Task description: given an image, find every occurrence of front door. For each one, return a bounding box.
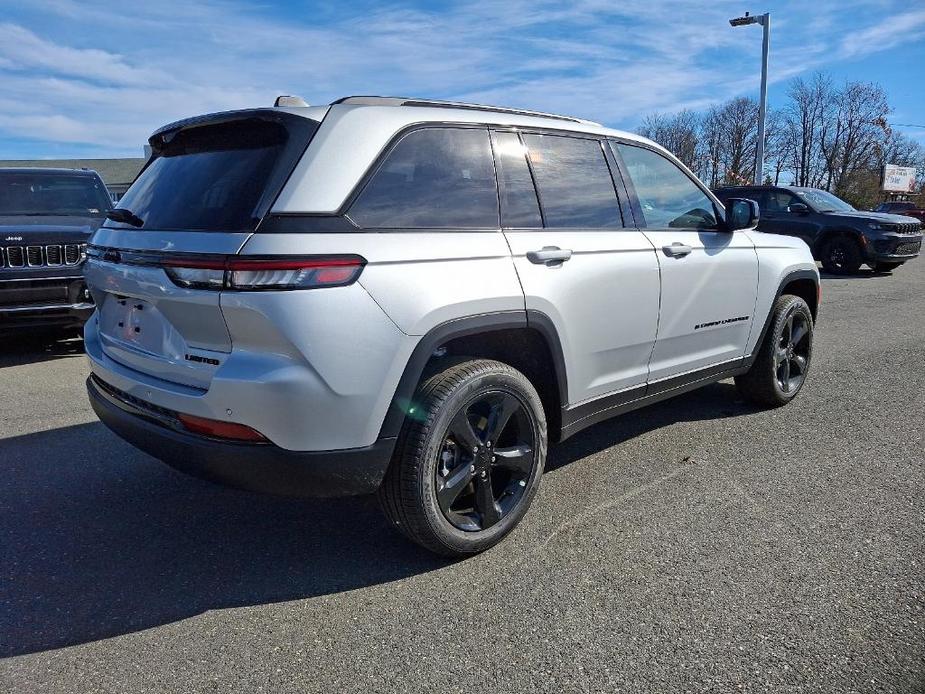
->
[613,142,759,384]
[757,188,819,247]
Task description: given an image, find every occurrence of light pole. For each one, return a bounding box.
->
[730,11,770,185]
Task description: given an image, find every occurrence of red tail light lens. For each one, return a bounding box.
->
[177,413,268,442]
[162,255,365,291]
[227,256,364,290]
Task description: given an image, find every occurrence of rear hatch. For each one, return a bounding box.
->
[85,109,321,389]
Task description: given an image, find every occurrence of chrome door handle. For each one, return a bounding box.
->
[662,242,693,258]
[527,246,573,266]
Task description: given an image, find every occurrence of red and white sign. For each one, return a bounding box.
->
[882,165,917,193]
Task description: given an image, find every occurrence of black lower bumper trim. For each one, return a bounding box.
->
[87,376,396,498]
[0,302,92,331]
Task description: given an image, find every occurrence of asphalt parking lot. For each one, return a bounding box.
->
[1,263,923,694]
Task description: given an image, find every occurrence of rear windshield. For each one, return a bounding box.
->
[0,172,111,216]
[112,116,316,232]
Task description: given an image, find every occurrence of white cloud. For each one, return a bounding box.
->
[0,23,167,86]
[838,8,925,59]
[0,0,919,156]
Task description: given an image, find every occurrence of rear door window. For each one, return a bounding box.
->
[521,134,623,228]
[112,116,316,232]
[615,143,718,229]
[349,127,498,229]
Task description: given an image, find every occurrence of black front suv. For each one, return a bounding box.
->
[713,185,922,273]
[0,168,111,334]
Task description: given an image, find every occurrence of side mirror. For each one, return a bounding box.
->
[725,197,759,231]
[787,202,809,215]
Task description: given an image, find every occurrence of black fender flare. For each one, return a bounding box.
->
[744,268,819,369]
[377,309,568,440]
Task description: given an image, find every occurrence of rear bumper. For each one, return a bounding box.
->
[87,375,396,497]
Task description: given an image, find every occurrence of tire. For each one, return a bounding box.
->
[735,295,814,407]
[870,261,902,273]
[378,359,547,557]
[820,236,863,274]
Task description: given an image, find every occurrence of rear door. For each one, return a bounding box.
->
[613,141,758,384]
[85,112,318,389]
[498,130,660,406]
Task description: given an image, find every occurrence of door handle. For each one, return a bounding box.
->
[662,242,693,258]
[527,246,573,266]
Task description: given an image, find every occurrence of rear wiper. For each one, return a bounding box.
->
[106,208,144,227]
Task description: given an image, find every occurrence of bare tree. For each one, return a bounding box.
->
[697,97,760,185]
[763,109,790,185]
[632,71,916,204]
[820,81,891,196]
[637,110,700,171]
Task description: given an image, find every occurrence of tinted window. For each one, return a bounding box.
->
[522,134,622,228]
[761,190,800,212]
[0,172,111,216]
[491,131,542,228]
[114,119,312,232]
[794,189,854,213]
[350,128,498,229]
[875,202,912,212]
[616,144,717,229]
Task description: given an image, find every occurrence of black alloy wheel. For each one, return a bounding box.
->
[774,310,811,394]
[821,237,862,273]
[735,294,814,407]
[378,359,547,556]
[435,390,536,532]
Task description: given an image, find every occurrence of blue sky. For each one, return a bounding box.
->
[0,0,923,159]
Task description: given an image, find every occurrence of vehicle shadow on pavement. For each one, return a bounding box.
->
[1,381,759,657]
[0,335,85,368]
[546,381,759,472]
[0,421,449,657]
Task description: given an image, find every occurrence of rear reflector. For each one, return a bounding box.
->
[177,413,268,442]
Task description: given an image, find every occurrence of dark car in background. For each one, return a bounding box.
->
[0,168,110,335]
[714,185,922,273]
[874,200,925,223]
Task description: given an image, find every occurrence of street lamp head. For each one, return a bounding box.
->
[730,11,768,27]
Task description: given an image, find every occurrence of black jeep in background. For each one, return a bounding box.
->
[713,185,923,274]
[0,168,111,335]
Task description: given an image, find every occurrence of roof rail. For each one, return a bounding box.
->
[331,96,600,125]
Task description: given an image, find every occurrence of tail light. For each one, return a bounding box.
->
[159,255,366,291]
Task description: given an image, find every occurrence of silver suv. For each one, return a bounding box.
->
[84,96,820,556]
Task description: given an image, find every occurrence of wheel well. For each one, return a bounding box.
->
[813,228,862,256]
[781,278,818,319]
[427,328,563,442]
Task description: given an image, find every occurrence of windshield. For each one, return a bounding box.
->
[795,189,855,213]
[113,116,317,232]
[0,172,112,216]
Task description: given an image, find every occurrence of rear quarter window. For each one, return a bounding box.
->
[349,127,499,229]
